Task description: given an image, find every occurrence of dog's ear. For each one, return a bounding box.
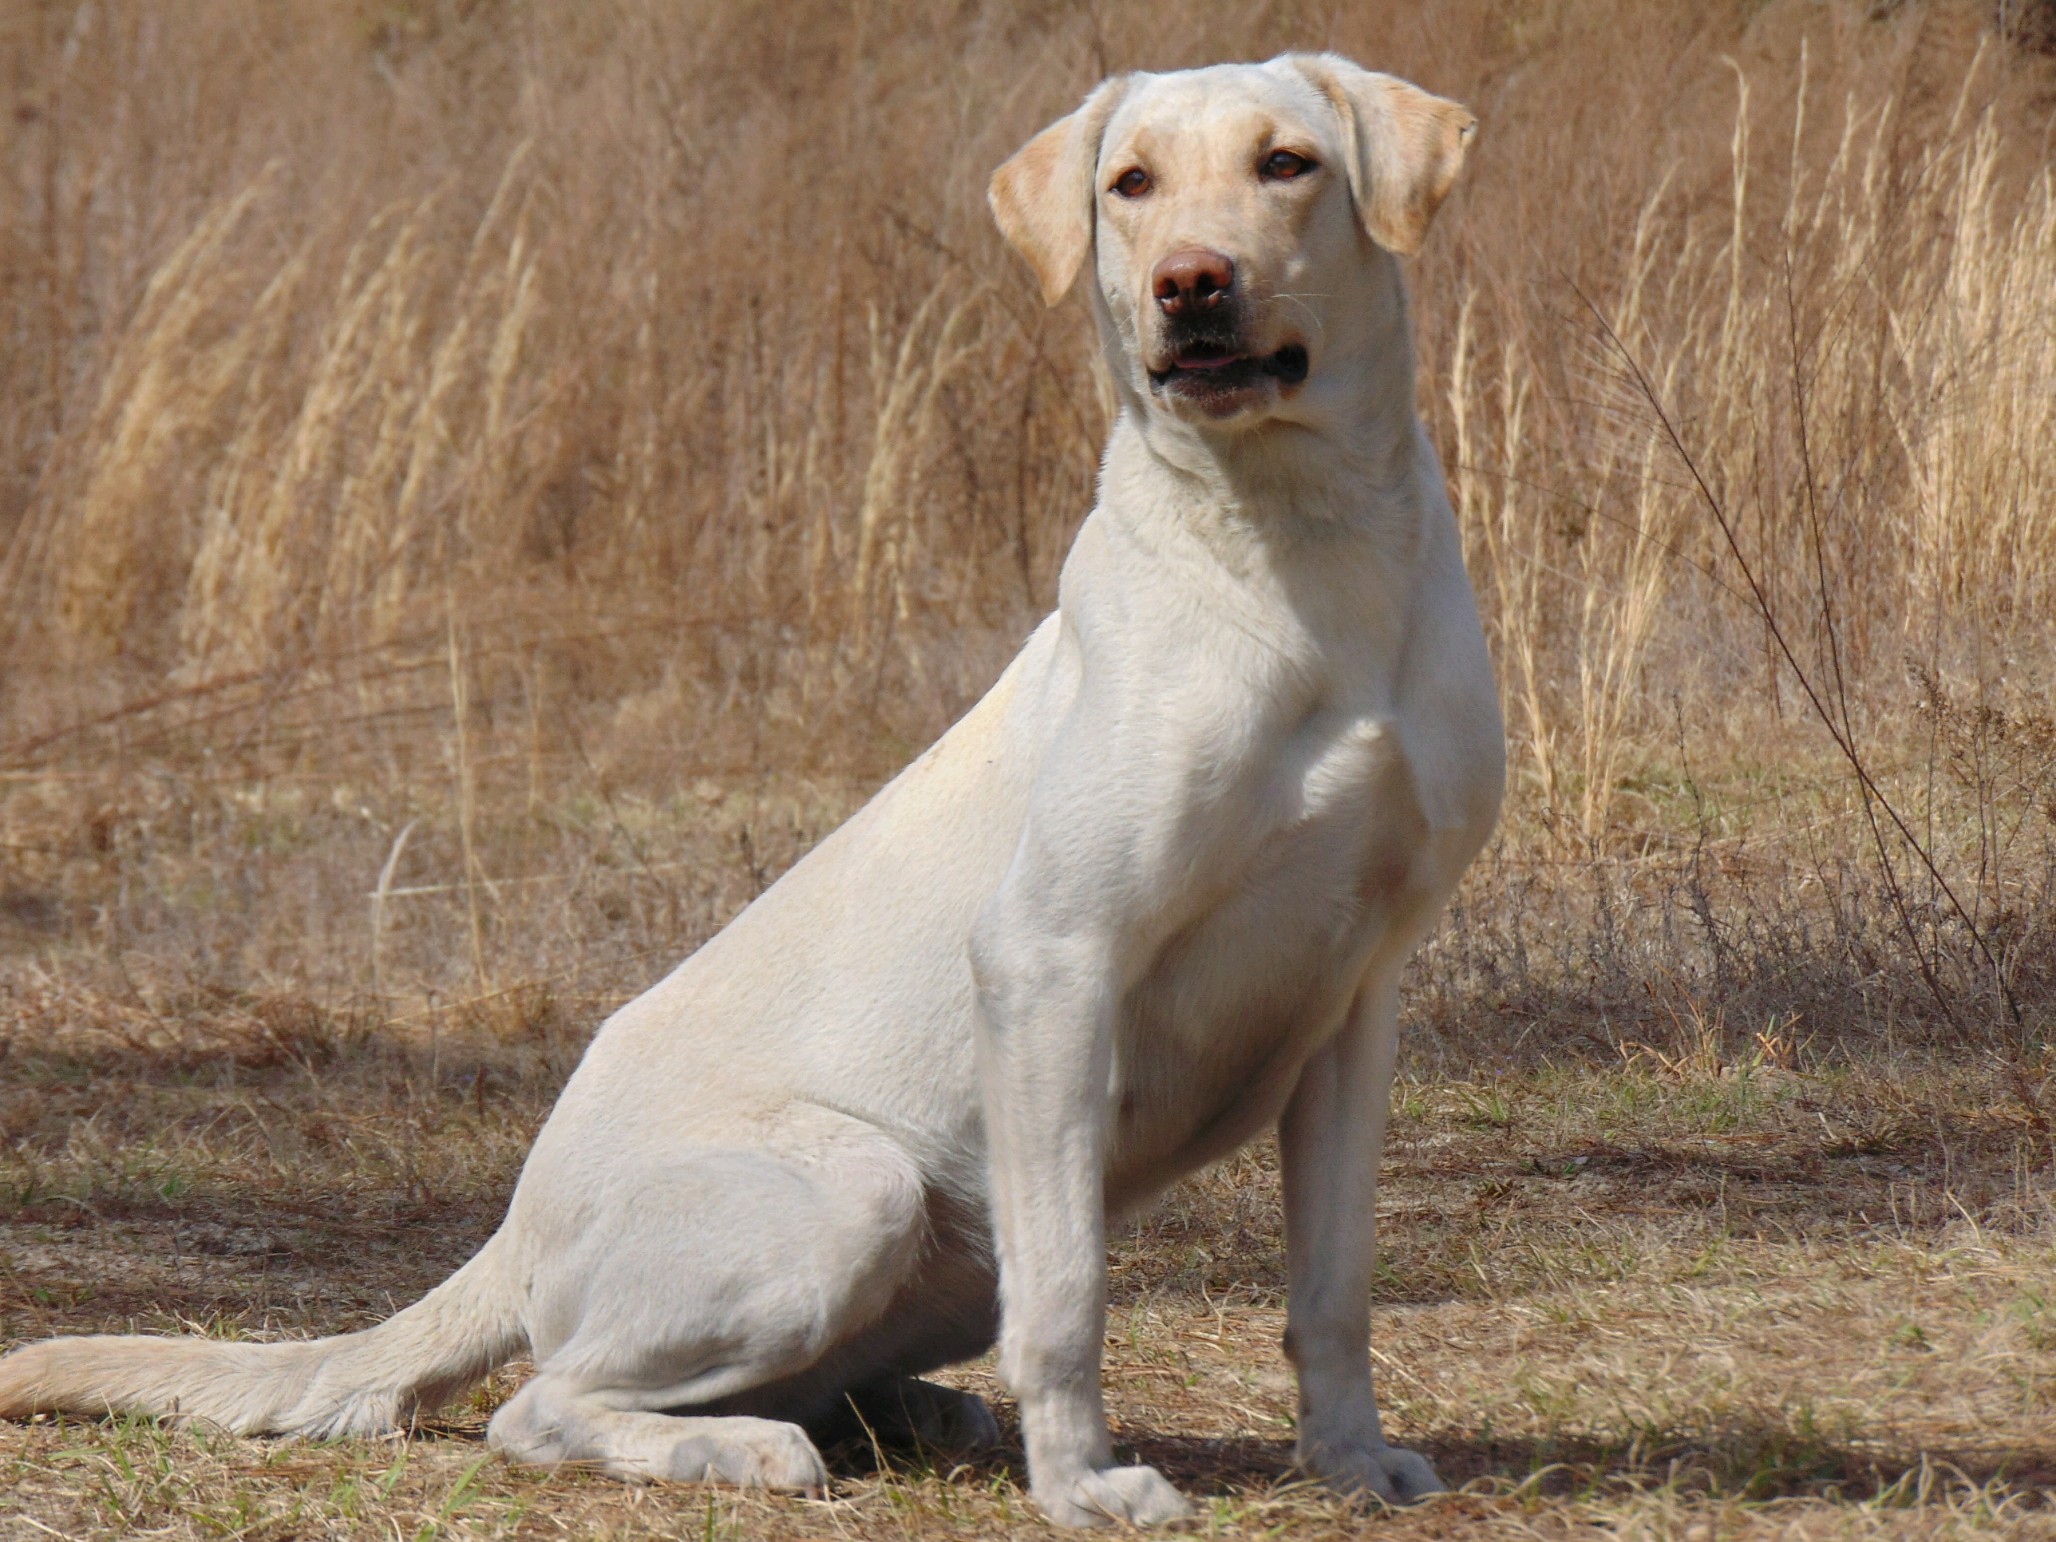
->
[989,76,1132,306]
[1286,55,1476,257]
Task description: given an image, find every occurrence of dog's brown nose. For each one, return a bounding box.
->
[1152,247,1235,315]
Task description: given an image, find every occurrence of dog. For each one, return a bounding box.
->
[0,53,1501,1529]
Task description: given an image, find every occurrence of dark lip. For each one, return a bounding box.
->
[1147,343,1310,399]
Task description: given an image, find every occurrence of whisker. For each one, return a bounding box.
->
[1258,291,1331,335]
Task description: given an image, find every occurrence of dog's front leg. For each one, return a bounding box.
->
[1278,970,1445,1504]
[970,923,1193,1529]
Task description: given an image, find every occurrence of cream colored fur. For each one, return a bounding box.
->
[0,53,1501,1529]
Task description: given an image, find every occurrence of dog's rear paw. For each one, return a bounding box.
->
[835,1376,1002,1457]
[665,1417,828,1494]
[1298,1438,1444,1504]
[1036,1463,1194,1528]
[907,1382,1002,1456]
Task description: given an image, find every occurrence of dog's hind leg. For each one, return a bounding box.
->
[488,1109,930,1492]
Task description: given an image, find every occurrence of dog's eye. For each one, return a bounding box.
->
[1111,167,1152,199]
[1261,150,1316,181]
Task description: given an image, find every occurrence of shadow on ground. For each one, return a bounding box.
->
[812,1424,2056,1509]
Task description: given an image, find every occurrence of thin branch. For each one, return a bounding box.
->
[1570,277,2022,1031]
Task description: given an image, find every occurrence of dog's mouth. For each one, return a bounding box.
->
[1147,343,1310,408]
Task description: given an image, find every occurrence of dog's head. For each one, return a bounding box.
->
[990,56,1475,432]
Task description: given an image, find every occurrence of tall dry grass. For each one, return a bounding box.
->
[0,0,2053,1057]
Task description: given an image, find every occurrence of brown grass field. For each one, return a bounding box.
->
[4,0,2056,1535]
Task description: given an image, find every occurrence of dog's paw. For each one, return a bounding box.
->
[1296,1438,1444,1504]
[1035,1463,1195,1528]
[901,1381,1002,1456]
[665,1418,829,1494]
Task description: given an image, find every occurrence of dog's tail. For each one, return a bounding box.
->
[0,1230,524,1437]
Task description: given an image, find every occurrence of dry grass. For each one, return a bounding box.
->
[4,0,2056,1535]
[2,985,2053,1538]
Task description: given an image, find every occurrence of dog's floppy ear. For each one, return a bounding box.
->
[1287,54,1476,257]
[989,76,1132,306]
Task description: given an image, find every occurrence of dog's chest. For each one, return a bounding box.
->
[1106,709,1427,1183]
[1243,703,1429,938]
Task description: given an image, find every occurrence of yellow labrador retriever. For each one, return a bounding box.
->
[0,54,1501,1528]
